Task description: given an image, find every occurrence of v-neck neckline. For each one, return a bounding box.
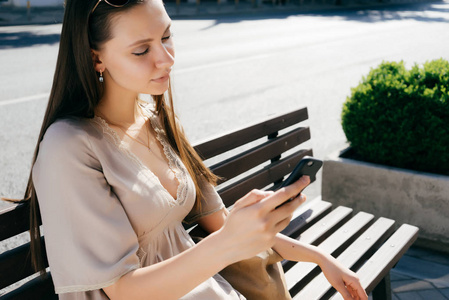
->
[91,104,186,206]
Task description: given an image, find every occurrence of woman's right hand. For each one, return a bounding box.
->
[216,175,310,264]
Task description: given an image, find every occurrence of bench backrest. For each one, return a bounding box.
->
[0,107,311,299]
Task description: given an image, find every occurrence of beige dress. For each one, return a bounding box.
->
[32,103,245,300]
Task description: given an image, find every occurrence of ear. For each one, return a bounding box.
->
[91,49,105,73]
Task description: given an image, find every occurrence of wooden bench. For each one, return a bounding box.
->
[0,107,419,299]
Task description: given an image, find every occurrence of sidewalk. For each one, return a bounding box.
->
[0,0,441,26]
[390,246,449,300]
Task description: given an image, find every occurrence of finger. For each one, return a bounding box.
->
[352,283,367,300]
[288,175,311,196]
[271,195,307,232]
[273,214,292,233]
[295,193,307,205]
[343,283,355,300]
[337,283,354,300]
[261,175,310,211]
[345,279,366,300]
[350,288,359,300]
[268,194,305,225]
[233,189,271,209]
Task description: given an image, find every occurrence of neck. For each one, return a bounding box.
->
[94,78,143,127]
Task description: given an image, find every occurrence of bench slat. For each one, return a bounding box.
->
[285,211,375,295]
[329,224,419,300]
[0,203,33,242]
[317,211,375,258]
[298,206,353,245]
[1,272,56,300]
[210,127,310,184]
[281,199,332,239]
[217,149,312,207]
[0,237,48,289]
[194,108,308,160]
[293,217,396,299]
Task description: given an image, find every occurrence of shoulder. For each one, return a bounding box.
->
[38,117,96,164]
[43,117,92,149]
[33,117,102,185]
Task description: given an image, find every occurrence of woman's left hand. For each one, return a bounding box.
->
[319,254,368,300]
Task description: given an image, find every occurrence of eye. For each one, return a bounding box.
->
[133,48,149,56]
[162,33,173,42]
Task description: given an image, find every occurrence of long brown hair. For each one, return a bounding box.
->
[2,0,218,279]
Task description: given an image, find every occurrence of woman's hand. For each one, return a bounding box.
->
[273,234,368,299]
[215,176,310,264]
[319,254,368,300]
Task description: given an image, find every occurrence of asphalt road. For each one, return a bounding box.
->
[1,1,449,211]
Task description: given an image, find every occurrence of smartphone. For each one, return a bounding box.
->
[276,156,323,208]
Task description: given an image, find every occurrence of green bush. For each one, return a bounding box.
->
[342,59,449,175]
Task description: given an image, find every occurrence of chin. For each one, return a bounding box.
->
[146,86,169,96]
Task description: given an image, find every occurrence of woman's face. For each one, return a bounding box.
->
[94,0,174,96]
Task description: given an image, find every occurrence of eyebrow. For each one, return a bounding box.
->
[128,23,172,48]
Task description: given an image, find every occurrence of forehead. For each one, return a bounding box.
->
[108,0,170,46]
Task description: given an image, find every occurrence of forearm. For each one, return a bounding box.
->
[108,231,233,300]
[272,233,330,265]
[274,234,369,299]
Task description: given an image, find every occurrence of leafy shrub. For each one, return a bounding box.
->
[342,59,449,175]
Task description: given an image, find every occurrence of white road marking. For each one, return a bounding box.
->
[0,93,49,107]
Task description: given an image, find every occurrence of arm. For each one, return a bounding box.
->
[195,192,368,300]
[104,231,233,300]
[103,178,309,300]
[272,235,368,300]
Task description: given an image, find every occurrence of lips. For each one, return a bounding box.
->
[151,74,170,83]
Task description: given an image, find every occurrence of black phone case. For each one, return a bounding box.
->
[275,156,323,209]
[279,156,323,189]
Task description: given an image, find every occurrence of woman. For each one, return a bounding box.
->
[8,0,368,299]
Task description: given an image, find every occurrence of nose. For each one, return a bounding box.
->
[154,42,174,70]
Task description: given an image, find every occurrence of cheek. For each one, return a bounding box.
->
[109,56,154,85]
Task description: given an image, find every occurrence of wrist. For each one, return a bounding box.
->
[200,229,238,269]
[313,248,335,266]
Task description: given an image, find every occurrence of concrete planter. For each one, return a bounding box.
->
[322,147,449,251]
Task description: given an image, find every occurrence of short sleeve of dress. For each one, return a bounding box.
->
[32,119,140,295]
[184,178,225,224]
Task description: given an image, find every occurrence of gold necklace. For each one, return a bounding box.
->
[116,120,151,150]
[96,106,151,150]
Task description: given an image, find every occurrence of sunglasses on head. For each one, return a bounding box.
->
[91,0,130,14]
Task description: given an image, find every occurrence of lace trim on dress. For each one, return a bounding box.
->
[90,112,186,208]
[136,246,148,268]
[144,108,189,207]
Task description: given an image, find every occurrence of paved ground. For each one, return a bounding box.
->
[390,246,449,300]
